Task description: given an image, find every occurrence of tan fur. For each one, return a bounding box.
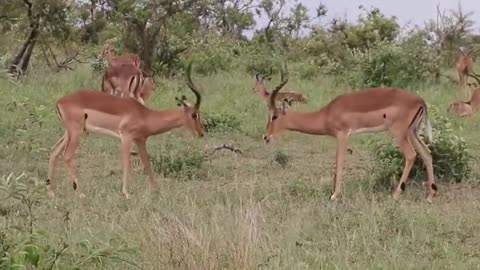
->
[48,63,203,198]
[252,72,307,107]
[263,74,437,203]
[101,43,141,68]
[448,74,480,117]
[455,47,479,96]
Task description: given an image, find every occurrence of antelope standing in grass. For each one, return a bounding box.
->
[48,63,205,198]
[262,68,437,203]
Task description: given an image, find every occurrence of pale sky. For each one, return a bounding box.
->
[246,0,480,37]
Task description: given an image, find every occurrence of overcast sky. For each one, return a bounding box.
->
[246,0,480,37]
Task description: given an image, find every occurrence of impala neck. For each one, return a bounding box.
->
[145,108,184,135]
[283,109,331,136]
[257,84,270,98]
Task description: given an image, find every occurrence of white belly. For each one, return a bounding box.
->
[85,124,120,138]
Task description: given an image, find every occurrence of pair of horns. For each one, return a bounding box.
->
[176,62,202,110]
[255,67,273,81]
[269,62,289,109]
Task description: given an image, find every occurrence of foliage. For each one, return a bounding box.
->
[151,144,206,180]
[203,112,242,133]
[323,36,439,88]
[370,104,474,190]
[0,172,139,269]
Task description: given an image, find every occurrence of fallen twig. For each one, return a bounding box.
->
[205,143,243,157]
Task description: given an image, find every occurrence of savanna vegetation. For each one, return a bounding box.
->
[1,1,480,269]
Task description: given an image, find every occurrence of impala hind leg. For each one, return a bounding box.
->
[135,139,158,192]
[47,131,68,197]
[409,131,437,203]
[391,134,416,201]
[63,130,84,196]
[330,134,349,200]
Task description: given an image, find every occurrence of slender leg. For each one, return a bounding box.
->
[392,134,416,201]
[63,131,83,196]
[409,132,437,203]
[120,138,133,198]
[330,134,348,200]
[47,132,68,197]
[135,139,158,192]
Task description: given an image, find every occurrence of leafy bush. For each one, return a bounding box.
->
[89,51,107,73]
[151,144,206,180]
[370,104,473,189]
[322,36,439,88]
[203,112,241,133]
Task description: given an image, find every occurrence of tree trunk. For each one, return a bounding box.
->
[8,27,38,75]
[20,38,37,74]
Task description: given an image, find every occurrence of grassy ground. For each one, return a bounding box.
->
[2,65,480,269]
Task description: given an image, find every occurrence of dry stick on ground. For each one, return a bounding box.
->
[205,144,243,157]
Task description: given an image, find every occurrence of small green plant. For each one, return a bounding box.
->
[90,52,107,73]
[370,104,473,190]
[203,112,241,133]
[151,144,206,180]
[273,150,290,168]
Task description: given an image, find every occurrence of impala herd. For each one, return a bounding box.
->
[46,44,480,203]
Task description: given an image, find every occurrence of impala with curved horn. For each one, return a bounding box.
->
[252,65,307,107]
[263,69,437,203]
[448,73,480,117]
[456,47,480,97]
[48,62,205,198]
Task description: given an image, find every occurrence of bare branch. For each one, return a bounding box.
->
[205,144,243,157]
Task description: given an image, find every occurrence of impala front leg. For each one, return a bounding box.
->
[331,134,348,200]
[135,139,158,192]
[120,137,133,198]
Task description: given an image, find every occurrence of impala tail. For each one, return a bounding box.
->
[423,106,433,143]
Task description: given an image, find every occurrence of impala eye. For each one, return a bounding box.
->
[272,115,278,121]
[192,113,197,119]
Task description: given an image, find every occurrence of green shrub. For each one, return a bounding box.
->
[151,144,206,180]
[370,104,473,189]
[203,112,241,133]
[89,51,107,73]
[321,32,439,88]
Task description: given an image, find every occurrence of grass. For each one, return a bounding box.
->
[2,65,480,269]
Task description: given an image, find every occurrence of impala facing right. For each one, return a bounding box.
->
[263,70,438,203]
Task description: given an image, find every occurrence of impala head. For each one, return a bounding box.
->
[263,69,289,144]
[252,67,273,93]
[175,62,205,138]
[101,43,115,61]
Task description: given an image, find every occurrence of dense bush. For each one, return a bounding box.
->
[370,104,473,189]
[321,34,439,88]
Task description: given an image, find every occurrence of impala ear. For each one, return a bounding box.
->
[282,98,290,113]
[175,96,185,106]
